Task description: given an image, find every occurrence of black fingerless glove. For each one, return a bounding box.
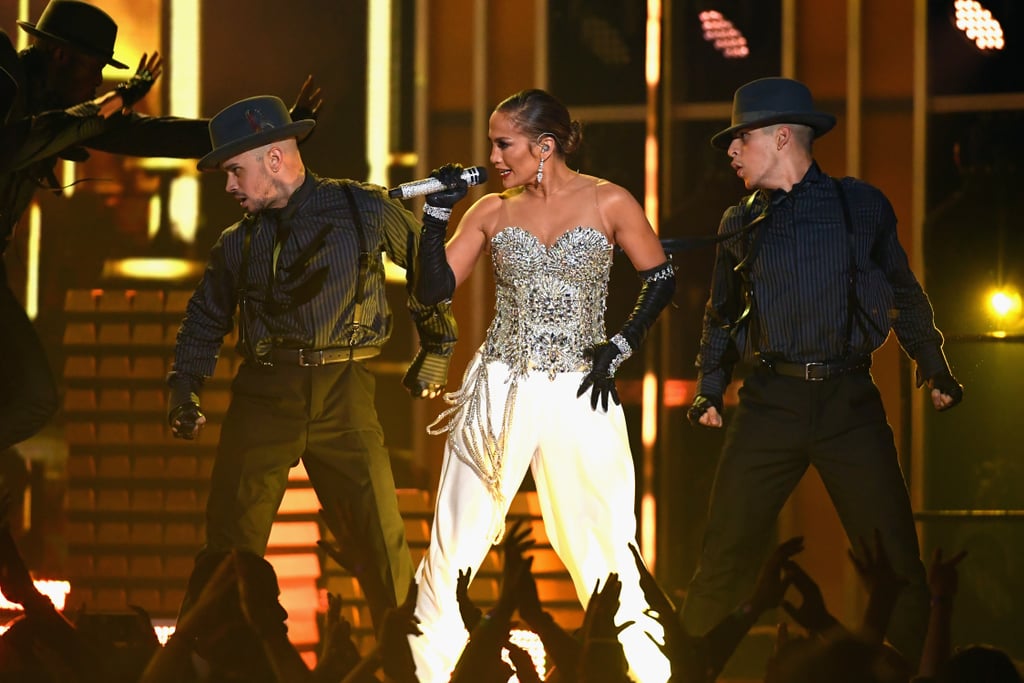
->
[687,394,723,426]
[115,64,157,110]
[167,371,204,439]
[289,104,318,123]
[577,261,676,412]
[415,164,467,305]
[930,372,964,411]
[402,349,450,399]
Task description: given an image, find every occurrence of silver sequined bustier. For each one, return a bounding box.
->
[483,226,612,379]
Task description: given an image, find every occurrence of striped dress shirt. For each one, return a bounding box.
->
[172,172,457,378]
[696,162,951,399]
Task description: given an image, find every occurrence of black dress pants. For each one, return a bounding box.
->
[188,360,413,624]
[681,369,929,664]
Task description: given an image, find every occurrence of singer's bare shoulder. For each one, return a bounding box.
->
[458,191,512,237]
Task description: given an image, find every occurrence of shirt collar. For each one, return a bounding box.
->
[768,160,827,204]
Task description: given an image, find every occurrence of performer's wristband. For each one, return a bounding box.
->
[423,204,452,222]
[607,334,633,376]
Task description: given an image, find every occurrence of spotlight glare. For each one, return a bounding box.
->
[697,9,749,59]
[987,288,1022,319]
[953,0,1005,51]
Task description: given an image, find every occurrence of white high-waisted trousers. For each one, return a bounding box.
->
[409,354,670,682]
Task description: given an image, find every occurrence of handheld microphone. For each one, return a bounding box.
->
[388,166,488,199]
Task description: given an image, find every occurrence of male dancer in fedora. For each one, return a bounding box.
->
[0,0,319,454]
[167,96,457,631]
[682,77,964,664]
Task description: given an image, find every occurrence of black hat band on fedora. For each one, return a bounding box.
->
[18,0,128,69]
[198,96,316,171]
[710,77,836,150]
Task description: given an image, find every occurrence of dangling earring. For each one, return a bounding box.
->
[536,156,545,185]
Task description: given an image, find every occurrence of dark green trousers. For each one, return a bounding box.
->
[200,360,412,610]
[681,369,929,665]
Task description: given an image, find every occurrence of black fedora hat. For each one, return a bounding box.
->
[710,77,836,150]
[198,96,316,171]
[17,0,128,69]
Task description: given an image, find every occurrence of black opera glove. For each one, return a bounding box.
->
[402,349,450,399]
[930,372,964,411]
[425,163,469,210]
[686,394,723,427]
[415,164,467,306]
[577,261,676,413]
[577,337,631,412]
[114,61,157,110]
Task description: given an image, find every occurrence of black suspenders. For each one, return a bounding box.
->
[234,182,375,364]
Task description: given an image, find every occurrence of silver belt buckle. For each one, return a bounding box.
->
[298,348,324,367]
[805,362,825,381]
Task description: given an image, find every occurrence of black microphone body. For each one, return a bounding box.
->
[388,166,488,199]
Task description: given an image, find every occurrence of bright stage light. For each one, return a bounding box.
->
[987,287,1022,319]
[0,580,71,611]
[953,0,1005,51]
[698,10,750,58]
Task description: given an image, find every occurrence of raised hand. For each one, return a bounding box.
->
[456,567,483,632]
[780,560,841,635]
[628,543,700,681]
[314,592,361,683]
[627,543,676,623]
[849,529,909,604]
[114,52,162,111]
[506,642,542,683]
[849,530,909,644]
[748,536,804,613]
[316,498,392,634]
[290,74,323,122]
[579,574,631,681]
[927,547,967,606]
[379,579,421,683]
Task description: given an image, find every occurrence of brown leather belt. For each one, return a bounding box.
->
[760,356,871,381]
[269,346,380,367]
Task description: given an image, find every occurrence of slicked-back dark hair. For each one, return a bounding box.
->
[494,89,583,156]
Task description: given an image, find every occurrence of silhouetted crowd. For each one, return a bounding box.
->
[0,484,1019,683]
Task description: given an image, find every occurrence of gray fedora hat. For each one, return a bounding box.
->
[198,96,316,171]
[18,0,128,69]
[711,77,836,150]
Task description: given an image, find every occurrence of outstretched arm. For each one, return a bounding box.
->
[917,547,967,678]
[848,530,909,645]
[700,536,805,680]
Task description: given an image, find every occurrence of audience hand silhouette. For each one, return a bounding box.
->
[780,560,842,636]
[456,567,483,632]
[578,574,631,682]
